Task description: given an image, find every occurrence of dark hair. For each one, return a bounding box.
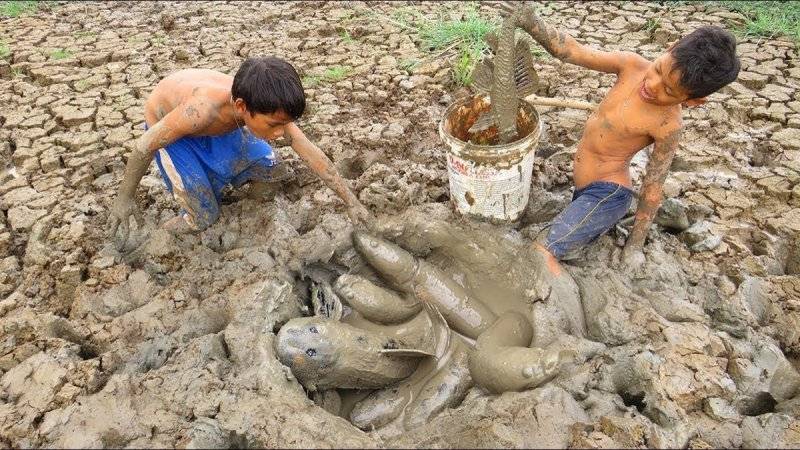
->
[232,56,305,119]
[670,26,740,99]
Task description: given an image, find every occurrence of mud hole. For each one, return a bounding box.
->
[1,1,800,448]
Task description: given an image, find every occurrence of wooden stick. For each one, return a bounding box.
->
[523,94,597,111]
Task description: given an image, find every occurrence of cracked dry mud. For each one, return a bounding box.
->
[1,1,800,448]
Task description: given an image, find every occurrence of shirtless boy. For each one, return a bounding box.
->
[108,56,371,249]
[500,3,740,266]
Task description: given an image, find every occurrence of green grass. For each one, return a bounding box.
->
[643,17,661,35]
[398,57,420,74]
[416,4,499,86]
[0,39,9,59]
[338,29,355,44]
[710,1,800,41]
[151,35,167,46]
[50,48,71,60]
[323,65,350,81]
[302,65,352,87]
[0,0,41,17]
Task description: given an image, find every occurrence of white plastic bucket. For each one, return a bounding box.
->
[439,95,542,222]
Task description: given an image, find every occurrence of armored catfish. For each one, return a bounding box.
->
[468,11,539,143]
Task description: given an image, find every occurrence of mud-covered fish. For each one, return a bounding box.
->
[275,311,438,391]
[303,265,344,320]
[468,11,539,142]
[334,274,422,325]
[352,231,497,339]
[468,311,576,393]
[349,303,470,431]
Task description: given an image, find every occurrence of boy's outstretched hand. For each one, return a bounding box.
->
[108,194,144,251]
[494,1,537,24]
[620,245,645,270]
[347,201,377,232]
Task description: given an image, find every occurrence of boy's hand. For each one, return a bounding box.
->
[495,1,537,27]
[347,201,376,232]
[620,245,645,270]
[496,1,535,17]
[108,194,144,250]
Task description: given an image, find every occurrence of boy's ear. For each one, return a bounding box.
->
[682,97,707,108]
[233,97,248,114]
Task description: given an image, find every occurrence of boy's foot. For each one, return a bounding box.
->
[161,215,196,235]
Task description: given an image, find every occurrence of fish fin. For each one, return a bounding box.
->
[514,39,539,97]
[424,302,448,331]
[380,348,435,358]
[311,280,344,321]
[470,60,493,94]
[467,108,498,134]
[422,302,452,361]
[485,31,499,54]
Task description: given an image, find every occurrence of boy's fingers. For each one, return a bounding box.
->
[497,1,516,14]
[118,219,130,249]
[134,209,144,228]
[108,216,119,238]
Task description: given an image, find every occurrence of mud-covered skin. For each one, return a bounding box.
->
[353,231,497,339]
[274,316,424,390]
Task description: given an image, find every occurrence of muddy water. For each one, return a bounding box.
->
[445,95,539,147]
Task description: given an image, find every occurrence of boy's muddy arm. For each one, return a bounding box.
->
[623,129,681,256]
[498,2,630,74]
[109,102,211,248]
[285,123,374,228]
[499,2,574,61]
[108,122,174,248]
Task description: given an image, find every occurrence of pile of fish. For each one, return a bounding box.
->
[275,225,576,431]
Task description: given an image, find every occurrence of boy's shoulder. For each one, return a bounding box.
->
[617,51,650,74]
[651,109,683,141]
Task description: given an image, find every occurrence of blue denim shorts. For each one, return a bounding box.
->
[147,125,276,231]
[544,181,635,259]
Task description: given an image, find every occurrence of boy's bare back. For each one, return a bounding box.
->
[144,68,235,133]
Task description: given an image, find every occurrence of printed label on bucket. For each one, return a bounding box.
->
[447,150,536,221]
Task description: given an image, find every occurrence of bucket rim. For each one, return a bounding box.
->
[438,93,543,152]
